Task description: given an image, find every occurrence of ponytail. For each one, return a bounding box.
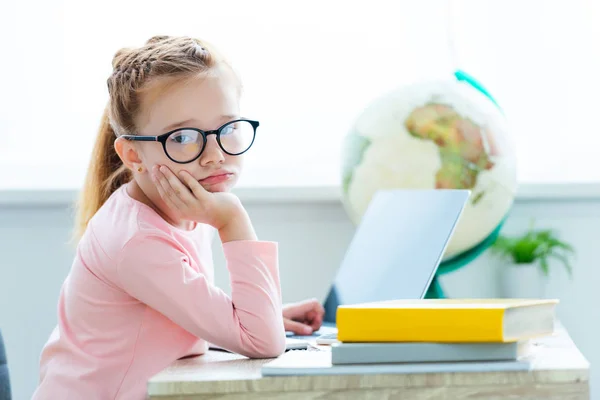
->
[72,106,131,243]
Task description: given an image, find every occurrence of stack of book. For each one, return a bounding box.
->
[330,298,558,365]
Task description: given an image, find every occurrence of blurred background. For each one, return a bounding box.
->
[1,0,599,398]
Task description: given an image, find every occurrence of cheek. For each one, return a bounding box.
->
[139,143,174,167]
[225,154,244,170]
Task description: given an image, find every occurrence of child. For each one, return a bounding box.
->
[32,35,325,400]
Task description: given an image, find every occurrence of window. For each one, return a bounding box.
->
[450,0,600,184]
[1,0,598,189]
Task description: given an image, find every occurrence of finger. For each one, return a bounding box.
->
[155,168,185,208]
[302,310,320,325]
[152,171,180,213]
[178,170,209,200]
[283,318,313,335]
[291,298,319,314]
[316,301,325,315]
[315,303,326,320]
[306,303,325,331]
[309,313,323,331]
[306,310,317,322]
[159,166,196,205]
[154,167,187,210]
[307,303,324,317]
[301,299,325,317]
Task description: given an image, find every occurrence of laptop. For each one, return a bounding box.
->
[287,188,470,343]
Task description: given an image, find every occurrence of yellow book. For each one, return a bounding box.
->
[336,298,558,343]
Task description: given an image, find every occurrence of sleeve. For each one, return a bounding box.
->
[116,233,286,359]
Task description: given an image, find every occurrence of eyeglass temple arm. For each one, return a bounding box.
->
[120,135,158,142]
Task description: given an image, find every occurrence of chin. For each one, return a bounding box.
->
[203,182,233,193]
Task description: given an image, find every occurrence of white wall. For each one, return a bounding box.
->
[0,190,597,399]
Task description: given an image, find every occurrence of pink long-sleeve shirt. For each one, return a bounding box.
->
[32,184,286,400]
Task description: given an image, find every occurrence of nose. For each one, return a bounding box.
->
[199,135,225,167]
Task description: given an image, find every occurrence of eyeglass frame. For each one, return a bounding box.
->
[120,118,259,164]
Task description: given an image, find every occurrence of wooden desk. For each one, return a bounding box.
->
[148,326,590,399]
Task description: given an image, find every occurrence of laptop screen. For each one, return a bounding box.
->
[331,189,469,308]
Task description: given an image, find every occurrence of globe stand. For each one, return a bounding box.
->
[424,276,445,299]
[425,218,505,299]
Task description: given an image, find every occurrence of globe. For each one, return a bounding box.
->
[340,71,518,297]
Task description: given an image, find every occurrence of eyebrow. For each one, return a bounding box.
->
[162,114,239,132]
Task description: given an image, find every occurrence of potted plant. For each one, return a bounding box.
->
[490,222,575,298]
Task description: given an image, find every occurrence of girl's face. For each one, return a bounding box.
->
[117,67,245,209]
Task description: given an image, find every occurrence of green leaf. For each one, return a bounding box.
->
[550,239,575,252]
[491,227,575,277]
[513,240,537,263]
[539,258,550,276]
[548,252,574,278]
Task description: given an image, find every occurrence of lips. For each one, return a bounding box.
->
[198,172,233,185]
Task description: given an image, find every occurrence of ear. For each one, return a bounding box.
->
[114,137,143,171]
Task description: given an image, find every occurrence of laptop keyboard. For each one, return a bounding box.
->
[286,323,338,340]
[318,332,338,340]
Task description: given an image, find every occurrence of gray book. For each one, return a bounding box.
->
[261,347,534,377]
[331,341,531,365]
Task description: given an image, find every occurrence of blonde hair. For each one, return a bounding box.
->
[73,35,239,242]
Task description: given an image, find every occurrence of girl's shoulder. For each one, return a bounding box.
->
[73,188,170,283]
[87,185,193,256]
[76,186,215,288]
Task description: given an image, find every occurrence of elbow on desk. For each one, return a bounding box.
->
[239,330,286,359]
[249,337,286,359]
[263,333,286,358]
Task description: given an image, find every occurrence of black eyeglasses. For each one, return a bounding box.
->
[121,119,259,164]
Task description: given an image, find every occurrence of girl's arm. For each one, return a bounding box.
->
[116,233,286,359]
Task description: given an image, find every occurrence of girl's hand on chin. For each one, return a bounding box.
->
[152,165,256,242]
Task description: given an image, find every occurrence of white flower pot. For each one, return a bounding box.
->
[499,262,548,299]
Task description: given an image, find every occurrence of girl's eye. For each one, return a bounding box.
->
[170,130,198,144]
[175,135,193,143]
[221,125,236,135]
